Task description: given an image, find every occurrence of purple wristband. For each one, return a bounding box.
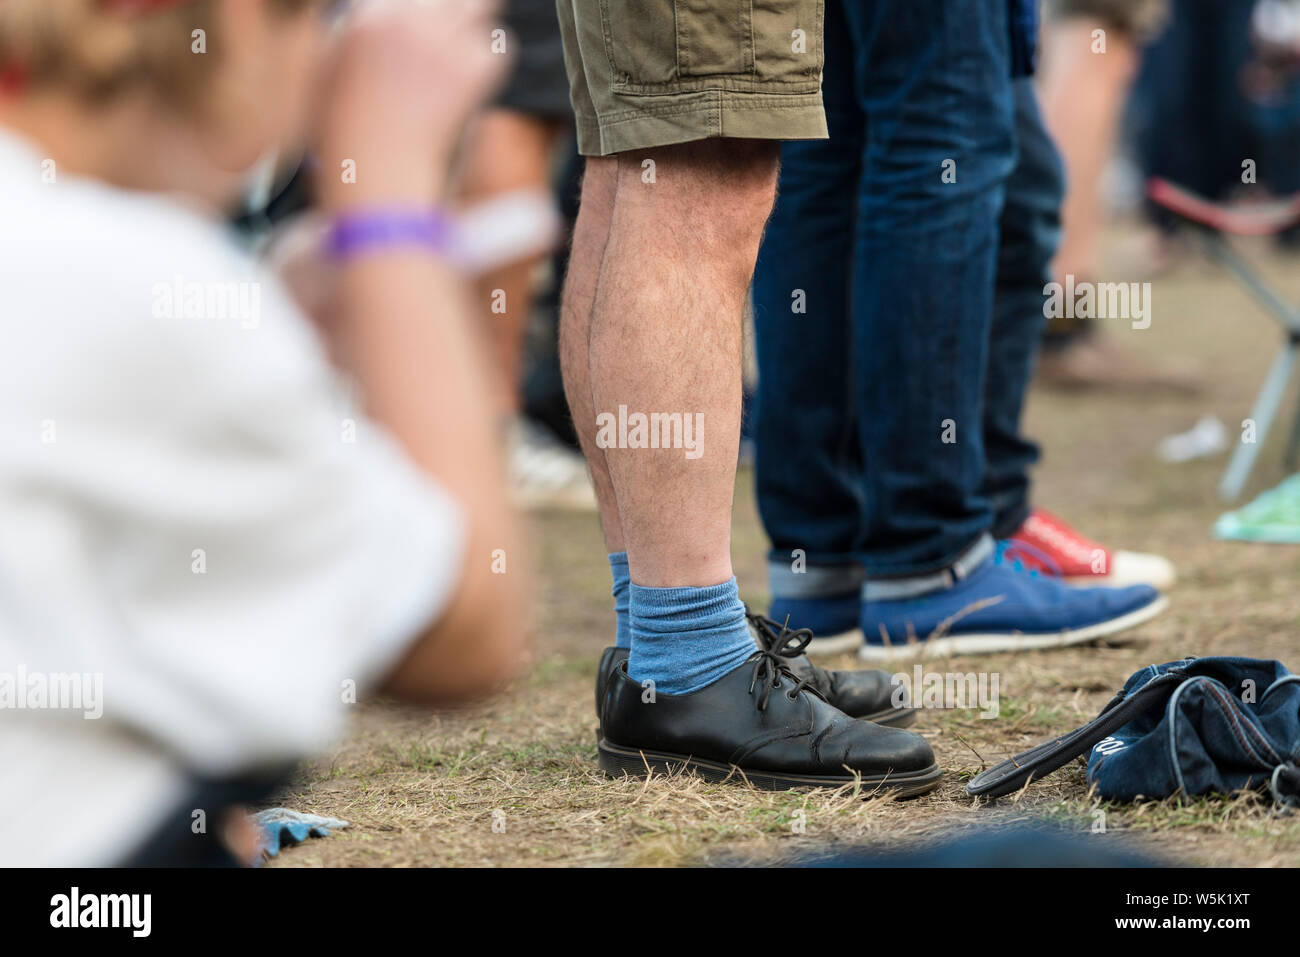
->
[325,209,457,262]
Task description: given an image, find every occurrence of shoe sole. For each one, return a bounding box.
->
[856,594,1169,662]
[594,704,915,748]
[1063,573,1175,589]
[596,739,943,797]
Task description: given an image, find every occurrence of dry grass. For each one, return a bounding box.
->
[268,232,1300,868]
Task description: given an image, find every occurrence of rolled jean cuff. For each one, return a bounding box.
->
[862,534,995,602]
[768,558,865,600]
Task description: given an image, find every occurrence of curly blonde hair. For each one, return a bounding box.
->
[0,0,318,105]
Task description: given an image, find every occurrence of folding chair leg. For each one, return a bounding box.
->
[1219,343,1299,501]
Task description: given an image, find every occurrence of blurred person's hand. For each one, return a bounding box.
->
[317,0,509,208]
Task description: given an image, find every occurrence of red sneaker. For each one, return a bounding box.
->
[1009,508,1175,589]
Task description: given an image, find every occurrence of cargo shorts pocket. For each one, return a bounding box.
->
[752,0,823,84]
[599,0,822,93]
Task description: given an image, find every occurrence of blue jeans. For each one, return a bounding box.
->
[754,0,1032,582]
[1087,657,1300,805]
[985,80,1065,538]
[754,0,1055,587]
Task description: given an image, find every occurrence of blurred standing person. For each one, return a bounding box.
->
[456,0,595,511]
[1035,0,1189,389]
[0,0,528,866]
[1129,0,1300,224]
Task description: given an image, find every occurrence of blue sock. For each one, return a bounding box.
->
[627,577,757,695]
[608,552,631,649]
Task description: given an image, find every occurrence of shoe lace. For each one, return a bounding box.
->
[994,539,1063,579]
[743,611,827,710]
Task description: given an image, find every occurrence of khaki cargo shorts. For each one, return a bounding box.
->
[555,0,828,157]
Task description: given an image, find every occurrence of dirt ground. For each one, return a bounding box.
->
[270,234,1300,867]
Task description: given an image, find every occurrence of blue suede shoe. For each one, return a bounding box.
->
[767,594,861,656]
[767,560,865,656]
[858,542,1167,661]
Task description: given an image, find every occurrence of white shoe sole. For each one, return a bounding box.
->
[855,594,1169,662]
[1063,574,1174,588]
[1064,550,1176,590]
[804,629,866,657]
